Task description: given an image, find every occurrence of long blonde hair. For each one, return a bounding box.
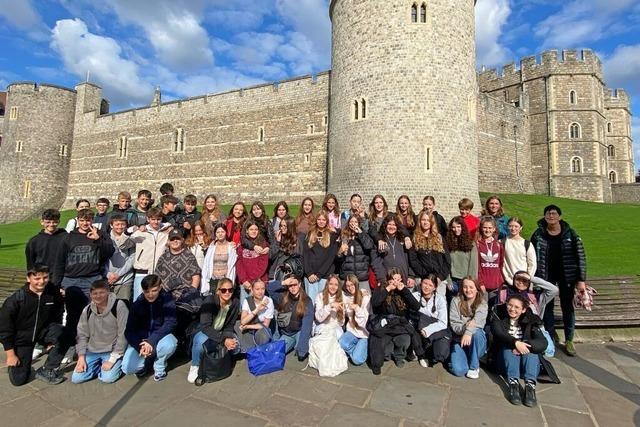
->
[413,211,445,252]
[307,210,332,248]
[323,274,344,324]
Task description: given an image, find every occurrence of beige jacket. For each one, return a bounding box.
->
[131,228,169,273]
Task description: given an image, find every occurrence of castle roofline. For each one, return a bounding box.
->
[7,81,77,94]
[75,81,102,90]
[329,0,477,20]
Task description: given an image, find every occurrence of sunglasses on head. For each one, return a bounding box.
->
[218,287,233,294]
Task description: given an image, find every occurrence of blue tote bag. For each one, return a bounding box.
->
[246,330,286,376]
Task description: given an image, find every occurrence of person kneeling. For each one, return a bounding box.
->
[189,278,240,383]
[449,277,488,379]
[410,274,450,368]
[72,279,129,384]
[0,265,67,386]
[122,275,177,382]
[490,295,547,407]
[235,279,274,352]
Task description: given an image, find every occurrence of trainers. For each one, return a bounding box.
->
[565,340,577,357]
[466,368,480,379]
[32,345,44,360]
[35,367,65,385]
[406,351,417,362]
[153,372,168,382]
[523,381,537,407]
[187,366,199,384]
[61,347,76,364]
[507,379,522,405]
[135,368,148,379]
[418,358,428,368]
[394,359,405,368]
[372,367,382,375]
[551,331,560,343]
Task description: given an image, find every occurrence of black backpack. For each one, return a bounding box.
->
[86,299,130,320]
[194,339,234,386]
[274,254,304,281]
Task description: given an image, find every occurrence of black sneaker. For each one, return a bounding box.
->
[523,382,537,407]
[135,368,148,379]
[35,367,65,385]
[507,379,522,405]
[372,367,381,375]
[394,359,405,368]
[297,353,308,362]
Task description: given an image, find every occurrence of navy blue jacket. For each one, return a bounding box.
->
[125,289,176,349]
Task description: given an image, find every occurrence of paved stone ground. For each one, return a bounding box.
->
[1,342,639,426]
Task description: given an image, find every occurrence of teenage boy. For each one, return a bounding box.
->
[59,208,115,357]
[72,279,128,384]
[112,191,132,215]
[182,194,202,232]
[107,214,136,301]
[161,195,185,235]
[25,209,67,287]
[122,274,177,382]
[93,197,111,232]
[531,205,587,356]
[127,189,152,230]
[130,207,170,300]
[458,198,480,239]
[65,199,91,232]
[0,266,67,385]
[340,193,369,232]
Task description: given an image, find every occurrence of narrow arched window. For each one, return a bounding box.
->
[569,90,577,105]
[608,145,616,157]
[609,171,617,183]
[571,157,583,173]
[411,4,418,23]
[569,123,581,139]
[354,100,359,120]
[361,98,366,119]
[420,3,427,23]
[607,122,612,133]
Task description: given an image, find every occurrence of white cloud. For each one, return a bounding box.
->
[535,0,636,48]
[475,0,512,67]
[106,0,214,71]
[51,19,153,106]
[603,44,640,94]
[153,66,262,100]
[0,0,49,41]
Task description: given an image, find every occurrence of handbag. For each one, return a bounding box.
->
[194,339,233,386]
[538,354,561,384]
[246,329,286,376]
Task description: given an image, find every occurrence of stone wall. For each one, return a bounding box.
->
[66,74,330,207]
[611,183,640,204]
[0,83,76,223]
[477,93,534,194]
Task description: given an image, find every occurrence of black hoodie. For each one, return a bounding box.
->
[59,229,115,278]
[25,229,67,286]
[490,303,547,354]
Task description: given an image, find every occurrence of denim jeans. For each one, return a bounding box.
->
[339,332,368,365]
[304,278,326,305]
[501,347,540,382]
[190,331,241,365]
[133,273,148,301]
[449,329,487,377]
[122,334,177,376]
[274,330,300,354]
[71,351,123,384]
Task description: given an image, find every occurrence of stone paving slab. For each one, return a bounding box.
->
[0,343,639,426]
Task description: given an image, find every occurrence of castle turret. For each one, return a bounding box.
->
[0,82,76,223]
[327,0,479,216]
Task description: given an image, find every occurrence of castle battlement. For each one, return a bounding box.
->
[90,71,331,124]
[7,81,77,95]
[479,49,604,92]
[604,88,630,108]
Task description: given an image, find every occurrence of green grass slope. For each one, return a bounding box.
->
[0,196,637,277]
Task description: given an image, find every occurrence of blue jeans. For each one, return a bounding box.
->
[274,330,300,354]
[305,278,326,303]
[71,351,122,384]
[339,332,368,365]
[133,273,147,301]
[501,348,540,382]
[449,329,487,376]
[122,334,177,376]
[190,331,241,365]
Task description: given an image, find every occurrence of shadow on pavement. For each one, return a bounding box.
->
[96,375,148,426]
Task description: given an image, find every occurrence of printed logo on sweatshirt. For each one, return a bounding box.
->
[480,249,499,268]
[67,245,100,266]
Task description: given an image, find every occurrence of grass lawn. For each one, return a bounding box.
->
[0,195,638,277]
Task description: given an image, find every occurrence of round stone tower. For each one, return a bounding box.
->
[327,0,480,217]
[0,82,76,223]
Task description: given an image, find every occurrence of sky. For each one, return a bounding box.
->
[1,0,639,169]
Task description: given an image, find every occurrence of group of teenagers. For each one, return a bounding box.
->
[0,183,588,408]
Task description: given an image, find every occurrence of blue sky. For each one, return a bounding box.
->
[1,0,639,169]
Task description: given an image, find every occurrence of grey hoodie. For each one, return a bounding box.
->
[108,231,136,285]
[76,293,129,363]
[449,296,488,338]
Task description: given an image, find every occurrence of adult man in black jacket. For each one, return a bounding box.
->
[530,205,587,356]
[0,266,68,385]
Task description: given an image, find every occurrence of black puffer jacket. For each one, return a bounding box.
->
[530,219,586,284]
[408,247,451,281]
[490,303,547,354]
[338,231,374,281]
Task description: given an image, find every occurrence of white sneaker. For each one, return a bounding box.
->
[187,365,199,383]
[466,368,480,379]
[61,347,76,364]
[32,346,44,360]
[418,359,428,368]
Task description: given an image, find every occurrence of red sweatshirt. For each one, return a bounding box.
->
[236,244,269,284]
[476,238,505,291]
[463,214,480,239]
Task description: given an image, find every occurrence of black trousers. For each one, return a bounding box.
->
[8,323,67,386]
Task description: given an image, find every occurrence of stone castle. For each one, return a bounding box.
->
[0,0,636,224]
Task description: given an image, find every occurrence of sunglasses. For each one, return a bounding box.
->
[219,288,233,294]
